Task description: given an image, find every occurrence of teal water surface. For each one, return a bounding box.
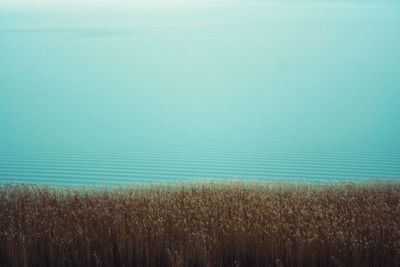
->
[1,1,400,185]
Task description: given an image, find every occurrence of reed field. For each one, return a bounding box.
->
[0,181,399,267]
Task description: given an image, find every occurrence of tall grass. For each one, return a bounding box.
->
[0,181,399,267]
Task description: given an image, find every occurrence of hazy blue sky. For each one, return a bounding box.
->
[0,0,220,9]
[1,0,399,9]
[1,0,399,149]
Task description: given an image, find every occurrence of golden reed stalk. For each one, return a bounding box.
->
[0,181,399,267]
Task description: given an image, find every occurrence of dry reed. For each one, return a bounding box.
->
[0,181,399,267]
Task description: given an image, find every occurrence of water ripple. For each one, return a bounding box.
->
[0,145,399,185]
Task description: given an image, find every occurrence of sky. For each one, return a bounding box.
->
[1,0,398,9]
[0,0,223,9]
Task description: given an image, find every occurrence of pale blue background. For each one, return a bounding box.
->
[1,1,399,185]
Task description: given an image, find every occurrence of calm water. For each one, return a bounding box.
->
[1,1,400,185]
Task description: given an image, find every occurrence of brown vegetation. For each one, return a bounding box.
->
[0,181,399,267]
